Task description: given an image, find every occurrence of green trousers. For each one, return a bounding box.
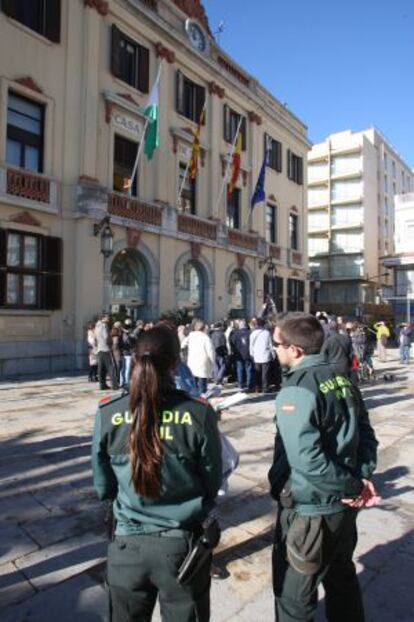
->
[107,533,211,622]
[273,507,365,622]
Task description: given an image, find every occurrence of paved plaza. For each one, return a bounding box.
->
[0,351,413,621]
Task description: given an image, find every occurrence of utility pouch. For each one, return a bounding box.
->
[177,517,221,586]
[279,479,294,509]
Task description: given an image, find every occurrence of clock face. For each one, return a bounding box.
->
[187,22,206,52]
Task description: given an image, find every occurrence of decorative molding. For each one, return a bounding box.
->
[190,242,202,260]
[171,0,212,35]
[236,253,246,268]
[105,100,113,124]
[141,0,158,10]
[248,110,262,125]
[208,81,225,99]
[155,42,175,63]
[117,92,140,107]
[84,0,109,16]
[217,56,250,87]
[14,76,43,93]
[178,214,217,241]
[127,227,142,248]
[79,175,100,184]
[9,211,42,227]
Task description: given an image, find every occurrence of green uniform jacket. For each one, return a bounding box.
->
[91,386,222,535]
[268,354,378,516]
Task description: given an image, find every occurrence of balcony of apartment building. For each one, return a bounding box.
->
[330,153,362,182]
[330,179,363,206]
[307,159,329,186]
[308,186,329,210]
[0,164,60,214]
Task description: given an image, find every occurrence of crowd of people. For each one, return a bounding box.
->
[86,311,412,393]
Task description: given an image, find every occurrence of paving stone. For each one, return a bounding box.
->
[0,525,38,564]
[0,493,50,524]
[0,562,36,609]
[21,507,106,548]
[0,572,106,622]
[31,483,98,514]
[14,531,107,591]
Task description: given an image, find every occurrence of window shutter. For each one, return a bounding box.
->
[276,140,282,172]
[42,236,62,273]
[263,133,269,164]
[276,276,284,312]
[45,0,61,43]
[176,70,185,115]
[0,229,6,307]
[223,104,230,142]
[298,280,305,311]
[263,273,269,302]
[137,44,149,93]
[111,25,122,79]
[297,157,303,185]
[287,149,292,180]
[41,236,62,310]
[42,273,62,310]
[195,85,205,122]
[1,0,18,18]
[240,116,246,151]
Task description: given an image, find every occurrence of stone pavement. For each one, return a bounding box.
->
[0,351,413,621]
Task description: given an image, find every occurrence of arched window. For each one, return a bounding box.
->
[228,269,247,318]
[111,249,147,305]
[176,260,204,317]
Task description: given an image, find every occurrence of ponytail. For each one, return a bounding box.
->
[128,326,180,498]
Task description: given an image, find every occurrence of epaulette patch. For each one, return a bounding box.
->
[98,393,126,408]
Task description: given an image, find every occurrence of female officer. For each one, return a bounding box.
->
[92,325,222,622]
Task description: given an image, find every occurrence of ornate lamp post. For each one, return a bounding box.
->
[259,256,277,299]
[94,216,114,258]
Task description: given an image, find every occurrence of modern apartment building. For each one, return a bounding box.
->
[307,128,413,317]
[0,0,310,376]
[382,192,414,323]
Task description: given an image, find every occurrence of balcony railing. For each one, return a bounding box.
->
[108,192,162,226]
[177,213,217,241]
[7,168,50,203]
[228,229,258,251]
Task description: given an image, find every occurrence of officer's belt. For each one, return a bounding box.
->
[152,528,193,539]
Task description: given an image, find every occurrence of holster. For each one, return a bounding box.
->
[279,479,294,509]
[177,517,221,586]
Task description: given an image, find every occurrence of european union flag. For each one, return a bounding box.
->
[250,157,266,210]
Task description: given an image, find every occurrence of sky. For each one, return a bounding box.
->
[202,0,414,167]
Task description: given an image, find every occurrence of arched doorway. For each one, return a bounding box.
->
[110,248,148,320]
[176,259,205,319]
[227,269,248,319]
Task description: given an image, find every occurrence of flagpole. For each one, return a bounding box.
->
[129,62,163,196]
[176,100,207,208]
[213,115,243,220]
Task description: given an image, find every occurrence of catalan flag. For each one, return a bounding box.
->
[189,108,205,180]
[228,132,242,198]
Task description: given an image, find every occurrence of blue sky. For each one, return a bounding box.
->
[203,0,414,167]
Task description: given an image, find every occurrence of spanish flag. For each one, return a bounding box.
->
[228,132,242,198]
[189,108,205,180]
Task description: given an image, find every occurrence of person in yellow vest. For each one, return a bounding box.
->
[373,321,390,362]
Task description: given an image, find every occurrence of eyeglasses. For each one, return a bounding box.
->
[273,340,290,348]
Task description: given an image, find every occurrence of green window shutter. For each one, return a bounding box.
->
[223,104,230,142]
[276,140,282,172]
[240,115,246,151]
[41,236,62,310]
[111,24,122,79]
[45,0,61,43]
[0,229,6,307]
[176,70,185,115]
[137,44,149,93]
[1,0,18,18]
[195,84,205,122]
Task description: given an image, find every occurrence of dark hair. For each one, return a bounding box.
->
[276,312,324,354]
[256,317,266,328]
[128,325,180,498]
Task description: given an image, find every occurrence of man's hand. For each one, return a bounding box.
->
[342,479,381,508]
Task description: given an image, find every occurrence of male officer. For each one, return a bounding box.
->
[269,312,379,622]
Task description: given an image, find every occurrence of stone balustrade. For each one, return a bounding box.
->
[177,213,217,241]
[6,168,50,203]
[108,192,162,226]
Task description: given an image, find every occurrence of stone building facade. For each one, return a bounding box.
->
[0,0,310,376]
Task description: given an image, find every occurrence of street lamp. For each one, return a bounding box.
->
[93,216,114,258]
